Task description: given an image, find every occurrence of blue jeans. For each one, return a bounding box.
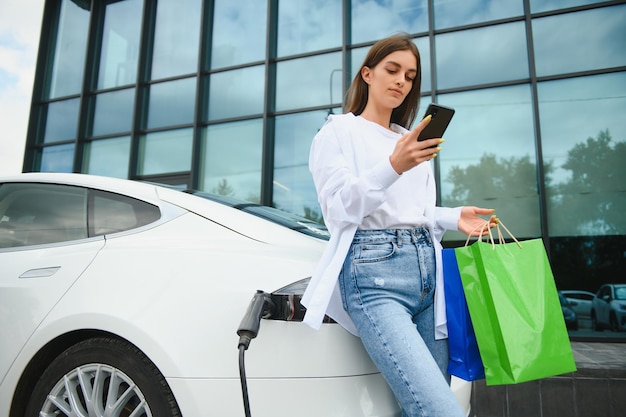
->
[339,229,465,417]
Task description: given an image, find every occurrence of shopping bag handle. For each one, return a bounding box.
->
[465,219,522,249]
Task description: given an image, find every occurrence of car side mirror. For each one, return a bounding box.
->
[602,294,611,302]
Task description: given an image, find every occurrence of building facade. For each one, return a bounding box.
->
[24,0,626,335]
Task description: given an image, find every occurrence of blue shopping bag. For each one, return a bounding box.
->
[443,248,485,381]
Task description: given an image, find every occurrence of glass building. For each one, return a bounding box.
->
[24,0,625,336]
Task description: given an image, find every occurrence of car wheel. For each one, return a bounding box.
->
[25,336,181,417]
[591,310,601,331]
[610,313,619,332]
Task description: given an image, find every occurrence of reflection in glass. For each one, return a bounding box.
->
[97,0,142,89]
[207,66,265,121]
[530,0,606,13]
[83,137,130,179]
[351,0,428,44]
[436,22,528,90]
[350,37,431,95]
[92,89,134,137]
[437,85,539,239]
[201,120,263,202]
[211,0,267,68]
[42,99,80,143]
[276,53,342,112]
[273,111,333,219]
[147,78,196,129]
[138,128,193,175]
[46,0,89,99]
[151,0,201,79]
[434,0,523,29]
[39,144,74,173]
[533,5,626,77]
[278,0,341,57]
[538,73,626,237]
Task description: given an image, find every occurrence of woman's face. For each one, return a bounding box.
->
[361,49,417,111]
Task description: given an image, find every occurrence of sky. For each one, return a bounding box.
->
[0,0,45,176]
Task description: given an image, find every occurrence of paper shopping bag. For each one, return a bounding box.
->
[442,248,485,381]
[454,233,576,386]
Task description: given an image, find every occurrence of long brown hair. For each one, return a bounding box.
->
[346,33,421,128]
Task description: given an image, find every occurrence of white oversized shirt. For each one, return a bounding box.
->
[302,113,462,339]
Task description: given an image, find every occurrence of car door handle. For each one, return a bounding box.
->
[19,266,61,279]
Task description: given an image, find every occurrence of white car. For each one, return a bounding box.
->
[0,173,470,417]
[591,284,626,332]
[560,290,595,320]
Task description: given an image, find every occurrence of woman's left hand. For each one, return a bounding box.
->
[458,206,497,236]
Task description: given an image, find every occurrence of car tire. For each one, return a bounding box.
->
[610,313,619,332]
[25,336,181,417]
[591,310,601,331]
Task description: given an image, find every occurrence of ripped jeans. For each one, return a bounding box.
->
[339,228,465,417]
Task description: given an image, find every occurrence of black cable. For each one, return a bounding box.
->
[237,291,276,417]
[239,345,252,417]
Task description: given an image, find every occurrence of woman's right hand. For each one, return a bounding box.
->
[389,114,444,174]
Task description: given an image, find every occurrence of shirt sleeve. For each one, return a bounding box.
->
[309,117,400,232]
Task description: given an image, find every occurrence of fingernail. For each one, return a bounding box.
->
[423,114,432,122]
[432,153,438,158]
[439,138,445,143]
[435,147,442,152]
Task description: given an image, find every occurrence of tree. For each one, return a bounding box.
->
[444,153,552,236]
[211,178,234,196]
[550,130,626,235]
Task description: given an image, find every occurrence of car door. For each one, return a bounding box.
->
[0,182,105,382]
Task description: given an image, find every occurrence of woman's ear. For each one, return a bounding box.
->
[361,66,371,85]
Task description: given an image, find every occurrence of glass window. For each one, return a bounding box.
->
[538,73,626,237]
[90,190,160,235]
[351,0,428,45]
[200,119,263,202]
[147,78,196,129]
[83,137,130,179]
[530,0,607,13]
[276,53,342,112]
[206,66,265,121]
[151,0,201,79]
[97,0,143,89]
[434,0,523,29]
[533,5,626,77]
[91,88,134,137]
[277,0,342,57]
[273,110,333,220]
[45,0,90,99]
[435,22,529,90]
[351,37,431,94]
[39,144,74,173]
[211,0,267,69]
[437,85,539,240]
[42,99,80,143]
[0,183,87,248]
[137,128,193,175]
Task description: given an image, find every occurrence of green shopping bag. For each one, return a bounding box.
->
[454,221,576,386]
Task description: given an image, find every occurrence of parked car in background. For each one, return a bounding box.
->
[0,173,471,417]
[561,290,595,321]
[591,284,626,332]
[558,292,578,330]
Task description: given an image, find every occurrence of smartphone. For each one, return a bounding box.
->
[417,104,455,142]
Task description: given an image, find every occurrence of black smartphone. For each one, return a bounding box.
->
[417,104,455,142]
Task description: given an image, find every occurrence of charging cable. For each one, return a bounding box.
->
[237,290,275,417]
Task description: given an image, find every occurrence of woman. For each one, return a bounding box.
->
[302,34,495,416]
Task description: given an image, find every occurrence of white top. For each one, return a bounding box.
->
[302,113,462,339]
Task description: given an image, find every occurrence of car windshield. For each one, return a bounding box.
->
[184,190,330,241]
[615,286,626,300]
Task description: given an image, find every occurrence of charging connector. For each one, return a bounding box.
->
[237,290,275,417]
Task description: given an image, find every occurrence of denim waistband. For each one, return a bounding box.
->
[353,227,431,245]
